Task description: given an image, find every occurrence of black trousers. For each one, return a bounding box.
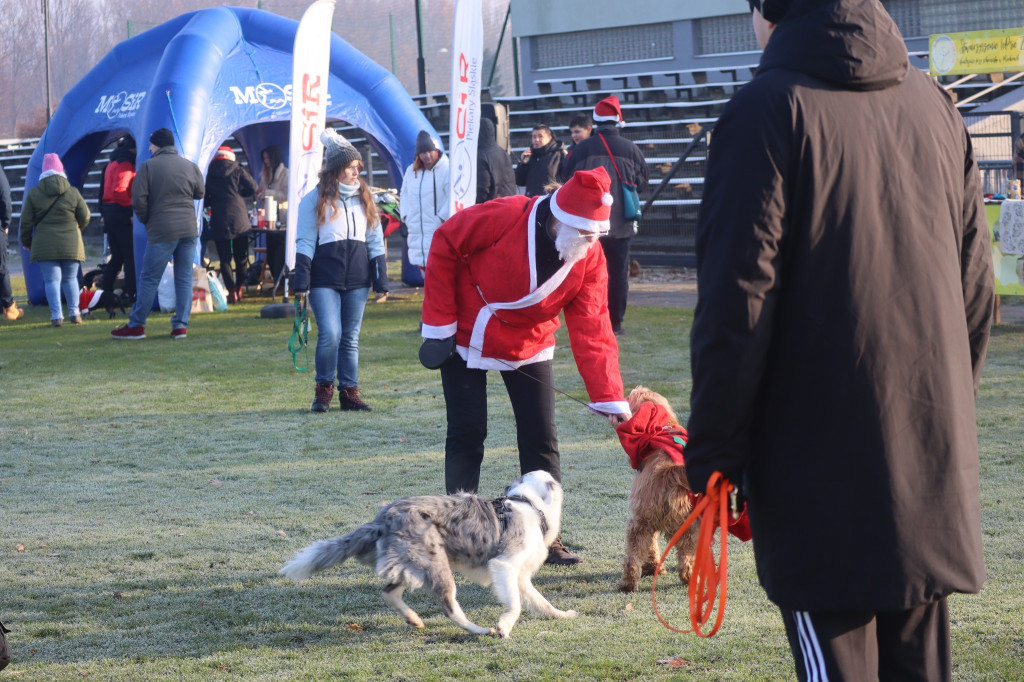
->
[600,235,630,331]
[439,354,559,494]
[99,204,137,298]
[779,598,951,682]
[0,229,13,309]
[215,234,250,291]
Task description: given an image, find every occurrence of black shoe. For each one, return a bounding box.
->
[545,538,581,566]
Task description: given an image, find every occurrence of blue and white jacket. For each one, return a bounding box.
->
[293,184,386,292]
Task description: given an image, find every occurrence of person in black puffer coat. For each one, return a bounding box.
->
[205,145,258,302]
[514,125,566,197]
[476,118,516,203]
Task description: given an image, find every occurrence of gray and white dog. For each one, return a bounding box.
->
[279,470,577,638]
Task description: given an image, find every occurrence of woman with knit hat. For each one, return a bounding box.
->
[292,129,389,412]
[205,144,258,302]
[20,153,90,326]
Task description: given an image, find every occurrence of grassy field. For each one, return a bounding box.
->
[1,278,1023,681]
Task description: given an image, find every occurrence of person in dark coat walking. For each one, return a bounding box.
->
[475,118,516,203]
[98,136,137,305]
[561,95,648,334]
[683,1,994,679]
[205,145,258,303]
[514,125,566,197]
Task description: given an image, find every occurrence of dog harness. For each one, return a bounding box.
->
[493,495,549,537]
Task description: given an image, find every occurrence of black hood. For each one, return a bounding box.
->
[207,157,236,178]
[110,140,136,164]
[479,117,497,147]
[758,0,908,91]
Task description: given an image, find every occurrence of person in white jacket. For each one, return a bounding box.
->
[400,130,450,269]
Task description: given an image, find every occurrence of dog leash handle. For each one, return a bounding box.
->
[651,471,734,637]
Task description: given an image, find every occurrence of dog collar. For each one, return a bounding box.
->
[504,494,549,537]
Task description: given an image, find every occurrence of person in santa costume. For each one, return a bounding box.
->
[420,167,632,565]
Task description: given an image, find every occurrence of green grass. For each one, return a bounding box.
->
[1,283,1023,681]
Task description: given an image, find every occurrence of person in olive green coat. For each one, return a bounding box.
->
[20,153,90,326]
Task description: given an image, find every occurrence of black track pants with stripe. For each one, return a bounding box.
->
[779,598,950,682]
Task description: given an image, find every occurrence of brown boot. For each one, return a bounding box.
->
[338,385,371,411]
[227,289,237,304]
[311,382,334,412]
[3,304,24,321]
[545,537,581,566]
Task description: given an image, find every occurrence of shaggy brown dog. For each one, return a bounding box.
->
[615,385,697,593]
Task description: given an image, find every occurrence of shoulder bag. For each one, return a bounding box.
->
[597,134,642,221]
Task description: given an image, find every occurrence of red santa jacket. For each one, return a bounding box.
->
[422,194,628,415]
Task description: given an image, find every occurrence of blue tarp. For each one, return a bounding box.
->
[21,6,438,304]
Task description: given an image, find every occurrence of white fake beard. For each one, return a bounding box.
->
[554,224,596,264]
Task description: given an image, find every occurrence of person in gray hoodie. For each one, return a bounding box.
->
[111,128,205,340]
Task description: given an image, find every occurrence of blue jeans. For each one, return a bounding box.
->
[37,260,81,321]
[129,237,198,330]
[308,286,368,386]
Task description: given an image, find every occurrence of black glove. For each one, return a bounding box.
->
[419,336,456,369]
[370,254,390,294]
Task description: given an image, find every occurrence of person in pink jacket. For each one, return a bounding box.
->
[420,167,631,565]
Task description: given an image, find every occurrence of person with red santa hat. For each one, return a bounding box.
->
[419,167,631,565]
[562,95,648,336]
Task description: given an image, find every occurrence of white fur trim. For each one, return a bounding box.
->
[457,344,555,371]
[550,189,610,234]
[589,400,631,416]
[592,113,626,128]
[422,321,457,339]
[39,169,66,180]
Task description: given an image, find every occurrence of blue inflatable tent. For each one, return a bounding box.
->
[21,6,438,304]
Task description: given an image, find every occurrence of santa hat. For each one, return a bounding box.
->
[593,95,625,128]
[214,145,235,162]
[550,167,613,233]
[41,153,65,178]
[79,288,104,315]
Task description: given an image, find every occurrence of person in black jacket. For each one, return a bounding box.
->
[0,160,23,321]
[684,1,993,679]
[561,96,648,334]
[514,125,566,197]
[205,145,257,303]
[475,118,516,203]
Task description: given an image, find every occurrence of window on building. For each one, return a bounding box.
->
[882,0,1024,38]
[532,23,673,70]
[693,14,761,55]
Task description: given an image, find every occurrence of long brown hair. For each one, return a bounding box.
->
[314,160,379,228]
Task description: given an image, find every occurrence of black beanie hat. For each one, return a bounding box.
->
[149,128,175,148]
[747,0,795,23]
[415,130,441,155]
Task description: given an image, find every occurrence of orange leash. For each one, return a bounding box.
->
[651,471,734,637]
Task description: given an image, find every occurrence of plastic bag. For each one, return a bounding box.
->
[157,263,176,312]
[208,272,229,311]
